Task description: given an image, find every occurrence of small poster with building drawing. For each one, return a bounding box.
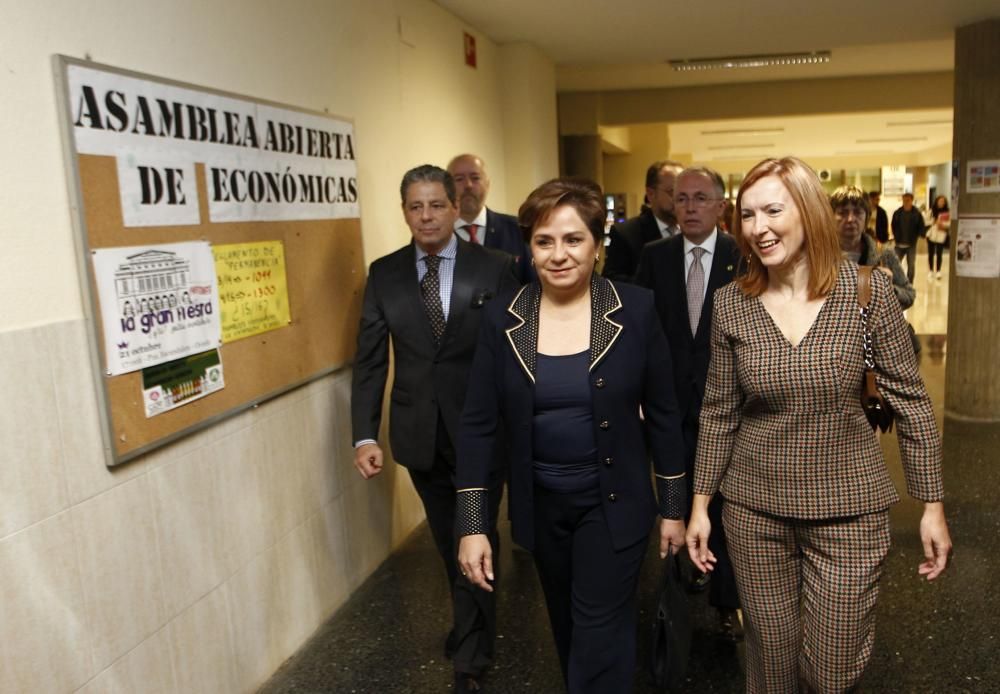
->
[142,349,224,417]
[92,241,222,375]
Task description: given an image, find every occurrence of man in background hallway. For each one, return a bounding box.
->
[869,190,889,244]
[351,164,517,693]
[447,153,532,283]
[635,166,743,639]
[602,160,683,282]
[892,192,924,282]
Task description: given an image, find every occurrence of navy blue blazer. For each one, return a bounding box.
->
[634,232,740,425]
[602,208,663,282]
[456,275,685,551]
[484,208,534,284]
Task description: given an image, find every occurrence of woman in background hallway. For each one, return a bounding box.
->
[831,185,914,310]
[927,195,951,280]
[456,178,687,693]
[687,157,952,692]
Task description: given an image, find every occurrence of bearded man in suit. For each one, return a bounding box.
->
[351,164,517,692]
[602,160,684,282]
[447,153,532,283]
[635,166,743,639]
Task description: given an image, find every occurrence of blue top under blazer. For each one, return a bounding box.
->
[456,274,687,552]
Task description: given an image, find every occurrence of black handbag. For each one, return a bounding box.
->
[648,553,691,690]
[857,266,895,433]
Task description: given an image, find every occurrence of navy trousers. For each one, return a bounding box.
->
[531,484,649,693]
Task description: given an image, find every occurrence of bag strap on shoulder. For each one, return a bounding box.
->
[857,265,873,308]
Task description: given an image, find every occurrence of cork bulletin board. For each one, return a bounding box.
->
[54,56,365,465]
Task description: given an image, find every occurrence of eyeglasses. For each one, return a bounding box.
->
[675,194,721,208]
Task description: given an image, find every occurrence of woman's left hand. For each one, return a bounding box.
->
[659,518,686,559]
[917,501,952,581]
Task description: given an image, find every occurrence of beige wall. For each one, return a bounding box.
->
[499,43,559,213]
[0,1,556,692]
[602,123,672,217]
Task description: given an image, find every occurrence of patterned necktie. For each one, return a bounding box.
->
[466,224,479,244]
[421,254,446,342]
[687,247,706,336]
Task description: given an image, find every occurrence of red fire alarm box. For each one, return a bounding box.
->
[464,32,477,68]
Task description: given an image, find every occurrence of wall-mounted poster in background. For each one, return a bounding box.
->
[967,160,1000,194]
[214,240,291,342]
[91,241,221,375]
[955,217,1000,278]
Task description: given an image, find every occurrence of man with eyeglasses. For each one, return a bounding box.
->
[635,166,743,640]
[602,160,683,281]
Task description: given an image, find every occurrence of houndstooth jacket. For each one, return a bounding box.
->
[693,261,943,519]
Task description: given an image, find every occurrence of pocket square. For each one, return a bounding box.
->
[471,290,494,308]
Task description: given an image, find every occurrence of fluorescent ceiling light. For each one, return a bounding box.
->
[670,51,830,71]
[835,150,895,156]
[856,137,929,143]
[886,119,952,127]
[707,143,776,151]
[701,127,785,135]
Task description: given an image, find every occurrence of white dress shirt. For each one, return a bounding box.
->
[683,228,719,302]
[454,207,488,243]
[655,215,680,239]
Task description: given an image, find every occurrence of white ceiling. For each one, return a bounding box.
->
[668,109,954,164]
[436,0,996,90]
[435,0,988,166]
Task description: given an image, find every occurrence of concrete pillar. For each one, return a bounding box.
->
[945,18,1000,420]
[561,135,604,183]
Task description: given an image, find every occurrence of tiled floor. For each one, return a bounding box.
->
[260,251,998,692]
[907,249,950,336]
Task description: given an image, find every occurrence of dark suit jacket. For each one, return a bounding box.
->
[351,238,518,471]
[874,206,889,244]
[484,208,533,284]
[456,276,685,551]
[634,232,740,429]
[602,208,665,282]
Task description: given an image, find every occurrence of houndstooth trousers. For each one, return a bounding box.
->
[723,501,892,693]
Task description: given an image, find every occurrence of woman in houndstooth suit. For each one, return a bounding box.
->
[686,157,952,693]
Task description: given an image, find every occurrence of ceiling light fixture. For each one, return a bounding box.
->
[707,143,776,151]
[670,51,830,71]
[701,127,785,136]
[856,136,929,143]
[885,119,952,127]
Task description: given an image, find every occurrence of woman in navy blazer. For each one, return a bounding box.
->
[455,178,687,693]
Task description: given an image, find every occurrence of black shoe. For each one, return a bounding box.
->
[455,672,483,692]
[718,608,744,641]
[688,570,711,593]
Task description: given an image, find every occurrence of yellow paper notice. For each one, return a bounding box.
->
[213,241,291,343]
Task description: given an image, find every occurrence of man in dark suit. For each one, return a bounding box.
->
[635,166,742,639]
[602,160,683,282]
[891,192,924,283]
[868,190,890,244]
[447,153,532,283]
[351,164,517,692]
